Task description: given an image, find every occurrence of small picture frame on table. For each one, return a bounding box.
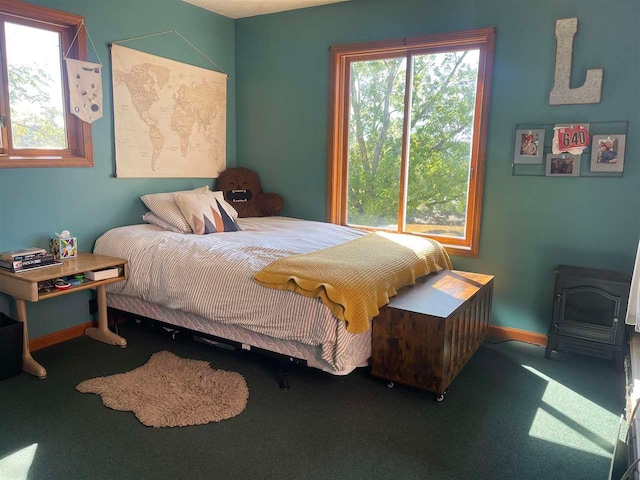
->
[514,129,545,164]
[545,153,581,177]
[590,134,626,173]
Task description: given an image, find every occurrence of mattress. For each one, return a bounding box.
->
[107,293,371,375]
[94,217,370,372]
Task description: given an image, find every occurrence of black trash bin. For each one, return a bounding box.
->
[0,312,23,380]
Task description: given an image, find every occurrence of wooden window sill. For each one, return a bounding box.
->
[0,156,94,168]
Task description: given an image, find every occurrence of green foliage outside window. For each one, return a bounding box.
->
[347,51,478,236]
[8,63,66,149]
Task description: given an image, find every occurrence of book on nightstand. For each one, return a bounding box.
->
[0,255,58,273]
[0,247,47,261]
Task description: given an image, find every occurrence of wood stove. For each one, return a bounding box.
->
[545,265,632,367]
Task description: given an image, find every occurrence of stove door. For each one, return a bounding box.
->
[554,285,621,344]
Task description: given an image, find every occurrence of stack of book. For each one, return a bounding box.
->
[0,247,58,273]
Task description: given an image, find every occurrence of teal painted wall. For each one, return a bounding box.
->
[235,0,640,333]
[0,0,235,337]
[2,0,638,341]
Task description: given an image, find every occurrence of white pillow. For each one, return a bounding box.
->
[174,190,241,235]
[142,211,184,233]
[140,186,209,233]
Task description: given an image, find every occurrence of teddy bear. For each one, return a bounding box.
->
[214,167,284,218]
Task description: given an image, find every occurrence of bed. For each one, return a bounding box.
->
[93,216,451,376]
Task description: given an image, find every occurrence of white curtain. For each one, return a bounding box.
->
[626,239,640,331]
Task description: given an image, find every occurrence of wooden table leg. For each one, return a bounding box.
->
[85,285,127,348]
[15,298,47,379]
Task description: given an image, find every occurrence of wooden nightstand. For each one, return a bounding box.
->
[0,252,128,379]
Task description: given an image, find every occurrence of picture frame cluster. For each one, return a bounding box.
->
[513,127,626,176]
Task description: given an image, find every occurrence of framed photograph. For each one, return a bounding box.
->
[514,129,545,164]
[590,134,626,172]
[545,153,581,177]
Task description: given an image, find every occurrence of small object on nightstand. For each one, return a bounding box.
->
[85,268,121,281]
[38,279,56,293]
[54,279,71,290]
[50,230,77,260]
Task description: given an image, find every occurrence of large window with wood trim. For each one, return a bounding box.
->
[0,0,93,168]
[327,28,495,257]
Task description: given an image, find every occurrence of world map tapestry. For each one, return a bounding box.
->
[111,44,226,178]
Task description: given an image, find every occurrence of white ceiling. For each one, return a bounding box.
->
[183,0,348,19]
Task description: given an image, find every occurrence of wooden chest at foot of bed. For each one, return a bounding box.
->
[371,270,494,398]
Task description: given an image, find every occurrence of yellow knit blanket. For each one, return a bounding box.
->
[254,232,452,334]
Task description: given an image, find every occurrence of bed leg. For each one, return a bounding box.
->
[278,361,290,391]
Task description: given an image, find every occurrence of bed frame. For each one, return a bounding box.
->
[107,268,494,398]
[108,307,303,390]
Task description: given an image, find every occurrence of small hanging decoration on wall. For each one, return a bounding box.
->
[552,123,590,154]
[64,21,103,123]
[549,18,603,105]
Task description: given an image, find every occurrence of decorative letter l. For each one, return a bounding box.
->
[549,17,603,105]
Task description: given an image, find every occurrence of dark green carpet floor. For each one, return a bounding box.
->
[0,322,625,480]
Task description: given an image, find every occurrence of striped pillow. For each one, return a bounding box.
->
[140,186,209,233]
[142,211,184,233]
[174,190,241,235]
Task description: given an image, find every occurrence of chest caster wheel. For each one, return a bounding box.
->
[435,390,448,402]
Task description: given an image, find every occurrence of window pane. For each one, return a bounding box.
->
[404,50,479,238]
[5,22,67,149]
[346,58,406,229]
